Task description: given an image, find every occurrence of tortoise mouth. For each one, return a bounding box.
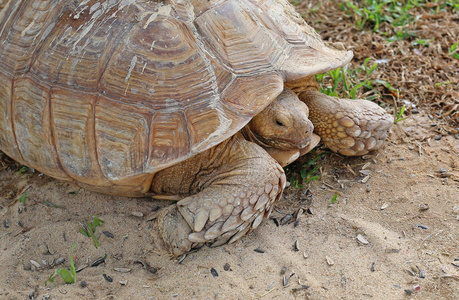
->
[253,132,311,151]
[240,126,312,150]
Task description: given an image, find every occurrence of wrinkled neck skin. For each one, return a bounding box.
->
[284,75,319,94]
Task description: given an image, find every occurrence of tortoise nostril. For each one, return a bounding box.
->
[276,120,285,127]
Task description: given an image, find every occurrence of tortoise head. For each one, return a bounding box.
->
[243,89,314,151]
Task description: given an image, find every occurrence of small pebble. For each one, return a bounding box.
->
[325,256,334,266]
[434,135,442,141]
[404,289,413,295]
[419,270,425,278]
[253,248,265,253]
[303,251,308,259]
[131,211,143,218]
[357,234,369,245]
[293,240,300,251]
[119,280,128,285]
[280,214,293,225]
[30,260,40,268]
[39,245,50,255]
[91,257,105,267]
[292,285,310,292]
[210,268,219,277]
[439,168,447,174]
[280,266,287,275]
[370,262,376,272]
[417,224,429,230]
[282,275,288,287]
[3,220,9,228]
[55,257,65,265]
[103,231,114,238]
[103,274,113,282]
[419,204,429,211]
[114,267,131,273]
[359,170,371,176]
[361,175,370,183]
[410,265,420,274]
[293,220,300,227]
[223,263,231,271]
[151,205,160,212]
[80,281,87,288]
[440,172,451,178]
[385,248,400,253]
[24,262,32,271]
[380,203,389,210]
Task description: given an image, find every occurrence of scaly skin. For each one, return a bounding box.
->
[286,76,394,156]
[149,83,393,256]
[150,134,286,256]
[150,90,312,256]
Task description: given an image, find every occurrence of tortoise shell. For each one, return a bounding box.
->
[0,0,352,195]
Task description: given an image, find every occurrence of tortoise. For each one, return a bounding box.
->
[0,0,393,256]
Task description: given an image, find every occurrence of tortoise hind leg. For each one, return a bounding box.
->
[151,134,285,257]
[298,91,393,156]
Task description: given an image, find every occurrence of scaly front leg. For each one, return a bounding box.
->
[150,134,285,256]
[298,91,393,156]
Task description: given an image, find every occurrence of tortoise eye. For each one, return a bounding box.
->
[276,120,285,127]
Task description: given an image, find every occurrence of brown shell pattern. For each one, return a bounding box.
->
[0,0,351,195]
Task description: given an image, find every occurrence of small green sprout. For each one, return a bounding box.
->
[19,191,28,203]
[289,175,303,189]
[46,243,77,286]
[449,43,459,60]
[435,81,452,87]
[79,216,104,248]
[412,38,433,47]
[330,194,338,204]
[18,166,29,175]
[394,106,407,123]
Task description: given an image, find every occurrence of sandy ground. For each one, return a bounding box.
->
[1,113,458,300]
[1,1,458,299]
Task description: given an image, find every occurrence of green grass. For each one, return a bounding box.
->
[316,58,380,100]
[287,152,328,188]
[19,191,27,203]
[330,194,338,204]
[337,0,458,41]
[18,166,29,175]
[316,58,406,124]
[394,105,407,123]
[449,43,459,60]
[46,243,77,286]
[79,216,104,248]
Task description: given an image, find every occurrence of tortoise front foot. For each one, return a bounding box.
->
[299,91,393,156]
[152,140,286,257]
